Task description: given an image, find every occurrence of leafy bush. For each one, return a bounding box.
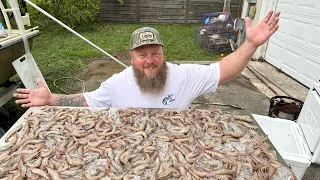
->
[27,0,101,28]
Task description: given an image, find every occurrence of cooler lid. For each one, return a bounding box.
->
[297,84,320,155]
[253,114,312,163]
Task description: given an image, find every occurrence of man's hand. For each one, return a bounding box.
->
[219,10,281,84]
[13,78,52,108]
[245,10,280,48]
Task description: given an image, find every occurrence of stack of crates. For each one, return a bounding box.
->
[194,12,237,53]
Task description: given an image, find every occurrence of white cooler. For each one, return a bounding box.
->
[252,82,320,180]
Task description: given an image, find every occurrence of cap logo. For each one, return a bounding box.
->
[139,32,154,42]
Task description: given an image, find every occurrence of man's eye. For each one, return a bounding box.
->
[153,53,160,56]
[139,54,146,58]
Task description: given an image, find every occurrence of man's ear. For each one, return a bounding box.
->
[130,51,134,64]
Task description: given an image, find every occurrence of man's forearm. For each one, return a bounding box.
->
[219,41,257,84]
[49,93,88,107]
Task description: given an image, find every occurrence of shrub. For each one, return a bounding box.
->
[27,0,101,28]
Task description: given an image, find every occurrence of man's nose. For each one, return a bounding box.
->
[145,55,154,64]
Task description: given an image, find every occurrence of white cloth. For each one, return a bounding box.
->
[83,62,220,109]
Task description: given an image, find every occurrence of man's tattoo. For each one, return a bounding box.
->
[57,94,86,106]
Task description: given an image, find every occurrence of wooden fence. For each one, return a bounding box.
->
[99,0,241,24]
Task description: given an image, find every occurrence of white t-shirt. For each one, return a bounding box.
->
[83,62,220,109]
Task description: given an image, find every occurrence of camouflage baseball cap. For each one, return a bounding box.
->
[130,27,163,50]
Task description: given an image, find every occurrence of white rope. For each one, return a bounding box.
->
[23,0,128,68]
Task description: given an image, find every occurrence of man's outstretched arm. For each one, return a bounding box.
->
[219,10,280,84]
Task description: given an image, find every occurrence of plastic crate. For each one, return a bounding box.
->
[200,12,234,34]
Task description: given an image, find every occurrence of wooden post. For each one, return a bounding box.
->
[136,0,140,23]
[237,0,244,17]
[185,0,190,24]
[223,0,231,12]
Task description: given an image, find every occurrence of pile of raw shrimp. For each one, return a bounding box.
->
[0,106,296,180]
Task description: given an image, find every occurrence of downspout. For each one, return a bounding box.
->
[237,0,244,18]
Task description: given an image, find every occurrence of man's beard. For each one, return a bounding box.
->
[133,62,168,95]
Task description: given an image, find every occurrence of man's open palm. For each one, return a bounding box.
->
[14,78,51,108]
[245,10,280,48]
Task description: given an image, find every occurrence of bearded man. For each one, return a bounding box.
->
[14,10,280,108]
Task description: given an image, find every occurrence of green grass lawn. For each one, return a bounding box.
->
[30,22,221,93]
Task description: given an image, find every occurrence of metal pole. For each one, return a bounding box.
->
[23,0,128,68]
[9,0,50,90]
